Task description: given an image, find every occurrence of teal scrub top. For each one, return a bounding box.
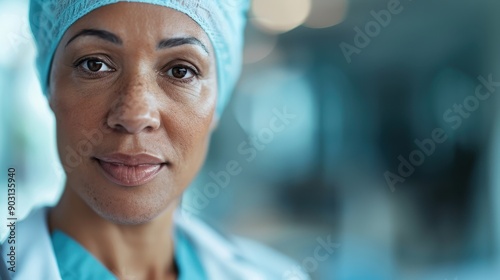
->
[51,228,205,280]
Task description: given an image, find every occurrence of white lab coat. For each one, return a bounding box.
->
[0,207,309,280]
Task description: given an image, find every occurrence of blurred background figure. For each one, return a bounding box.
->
[2,0,500,279]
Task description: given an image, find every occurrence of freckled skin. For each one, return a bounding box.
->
[47,3,219,278]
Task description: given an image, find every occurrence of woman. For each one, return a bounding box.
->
[0,1,309,279]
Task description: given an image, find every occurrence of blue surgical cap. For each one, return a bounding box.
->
[29,0,249,116]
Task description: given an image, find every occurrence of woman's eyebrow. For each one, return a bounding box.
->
[157,37,209,55]
[65,29,122,48]
[64,29,208,55]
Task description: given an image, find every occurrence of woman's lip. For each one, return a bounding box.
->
[96,159,164,187]
[94,153,166,187]
[95,153,165,165]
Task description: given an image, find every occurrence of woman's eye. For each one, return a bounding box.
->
[79,59,113,72]
[167,66,195,79]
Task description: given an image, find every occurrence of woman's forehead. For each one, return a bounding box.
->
[63,2,213,51]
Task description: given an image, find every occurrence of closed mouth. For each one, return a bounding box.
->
[93,153,167,187]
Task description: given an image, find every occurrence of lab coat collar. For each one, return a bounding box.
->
[0,207,274,280]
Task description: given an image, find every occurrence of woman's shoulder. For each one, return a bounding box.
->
[174,211,310,280]
[1,206,61,280]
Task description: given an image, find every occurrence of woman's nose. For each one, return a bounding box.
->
[106,81,161,134]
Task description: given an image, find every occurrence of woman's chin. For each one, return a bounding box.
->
[92,201,172,225]
[76,184,178,226]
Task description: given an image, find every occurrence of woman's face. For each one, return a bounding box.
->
[50,2,217,224]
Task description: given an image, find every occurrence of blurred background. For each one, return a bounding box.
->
[2,0,500,279]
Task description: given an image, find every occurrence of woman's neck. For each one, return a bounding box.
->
[49,187,178,280]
